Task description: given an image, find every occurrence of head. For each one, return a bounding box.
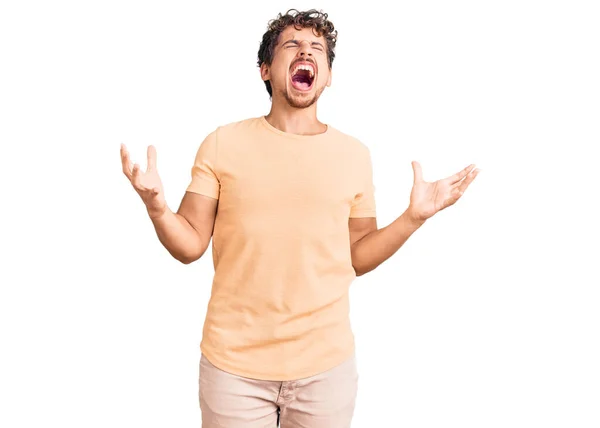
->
[257,9,337,109]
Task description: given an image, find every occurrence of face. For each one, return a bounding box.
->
[261,26,332,109]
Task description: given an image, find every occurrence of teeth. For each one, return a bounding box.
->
[292,64,315,78]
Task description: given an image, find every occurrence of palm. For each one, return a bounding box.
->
[410,180,450,219]
[135,168,164,209]
[408,161,479,222]
[120,144,166,217]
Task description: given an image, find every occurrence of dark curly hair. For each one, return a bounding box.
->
[257,9,338,97]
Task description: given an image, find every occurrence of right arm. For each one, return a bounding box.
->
[120,143,218,264]
[149,193,218,264]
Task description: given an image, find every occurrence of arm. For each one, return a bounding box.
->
[350,161,480,276]
[151,192,218,264]
[350,210,425,276]
[120,144,218,265]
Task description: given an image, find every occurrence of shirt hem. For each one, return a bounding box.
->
[185,183,219,200]
[200,344,356,381]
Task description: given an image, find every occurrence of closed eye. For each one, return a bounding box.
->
[282,40,325,51]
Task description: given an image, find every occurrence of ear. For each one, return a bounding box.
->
[260,63,270,81]
[326,69,332,87]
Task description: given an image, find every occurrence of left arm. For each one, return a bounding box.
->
[350,210,424,276]
[350,161,480,276]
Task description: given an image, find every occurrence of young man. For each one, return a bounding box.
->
[120,9,479,428]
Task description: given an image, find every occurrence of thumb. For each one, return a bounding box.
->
[411,161,423,184]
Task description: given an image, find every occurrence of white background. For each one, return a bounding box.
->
[1,0,599,427]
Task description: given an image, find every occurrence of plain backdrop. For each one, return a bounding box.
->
[1,0,599,427]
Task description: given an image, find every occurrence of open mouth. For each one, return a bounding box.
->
[290,63,315,91]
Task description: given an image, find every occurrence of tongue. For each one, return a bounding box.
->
[291,78,311,91]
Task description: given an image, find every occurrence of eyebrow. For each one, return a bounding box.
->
[281,38,325,48]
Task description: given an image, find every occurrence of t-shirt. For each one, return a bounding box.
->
[186,115,376,381]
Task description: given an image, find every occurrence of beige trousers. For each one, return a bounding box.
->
[198,353,359,427]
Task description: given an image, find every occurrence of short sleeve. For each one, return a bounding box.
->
[349,147,377,218]
[186,129,220,199]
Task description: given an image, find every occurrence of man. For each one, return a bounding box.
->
[120,9,479,428]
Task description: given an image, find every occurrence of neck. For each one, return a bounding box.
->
[265,97,326,136]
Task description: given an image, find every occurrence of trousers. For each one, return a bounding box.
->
[198,353,359,427]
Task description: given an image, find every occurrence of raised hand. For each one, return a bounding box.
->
[407,161,479,222]
[120,144,167,219]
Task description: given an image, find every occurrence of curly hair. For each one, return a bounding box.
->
[257,9,338,97]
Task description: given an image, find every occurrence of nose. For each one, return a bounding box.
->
[298,40,313,58]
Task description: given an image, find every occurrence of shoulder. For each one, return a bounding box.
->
[198,117,260,151]
[215,116,261,137]
[327,125,372,155]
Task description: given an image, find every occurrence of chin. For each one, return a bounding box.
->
[286,93,317,109]
[283,85,325,109]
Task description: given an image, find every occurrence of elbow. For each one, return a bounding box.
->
[175,249,203,265]
[176,241,209,265]
[353,265,366,277]
[174,252,193,264]
[351,254,364,276]
[353,261,377,277]
[179,251,204,265]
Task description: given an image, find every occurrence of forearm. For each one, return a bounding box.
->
[351,208,425,276]
[149,207,207,264]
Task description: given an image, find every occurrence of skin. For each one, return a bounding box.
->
[260,26,331,135]
[120,144,217,264]
[120,24,480,274]
[350,162,479,275]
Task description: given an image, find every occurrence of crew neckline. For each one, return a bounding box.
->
[259,115,330,140]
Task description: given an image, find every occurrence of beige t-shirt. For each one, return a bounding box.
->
[186,116,376,381]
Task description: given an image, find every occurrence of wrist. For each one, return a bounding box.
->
[147,204,169,221]
[403,206,427,228]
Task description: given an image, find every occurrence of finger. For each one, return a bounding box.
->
[131,163,143,189]
[411,161,423,183]
[438,189,461,212]
[447,164,475,185]
[455,168,480,193]
[120,144,133,180]
[147,145,157,171]
[449,187,463,203]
